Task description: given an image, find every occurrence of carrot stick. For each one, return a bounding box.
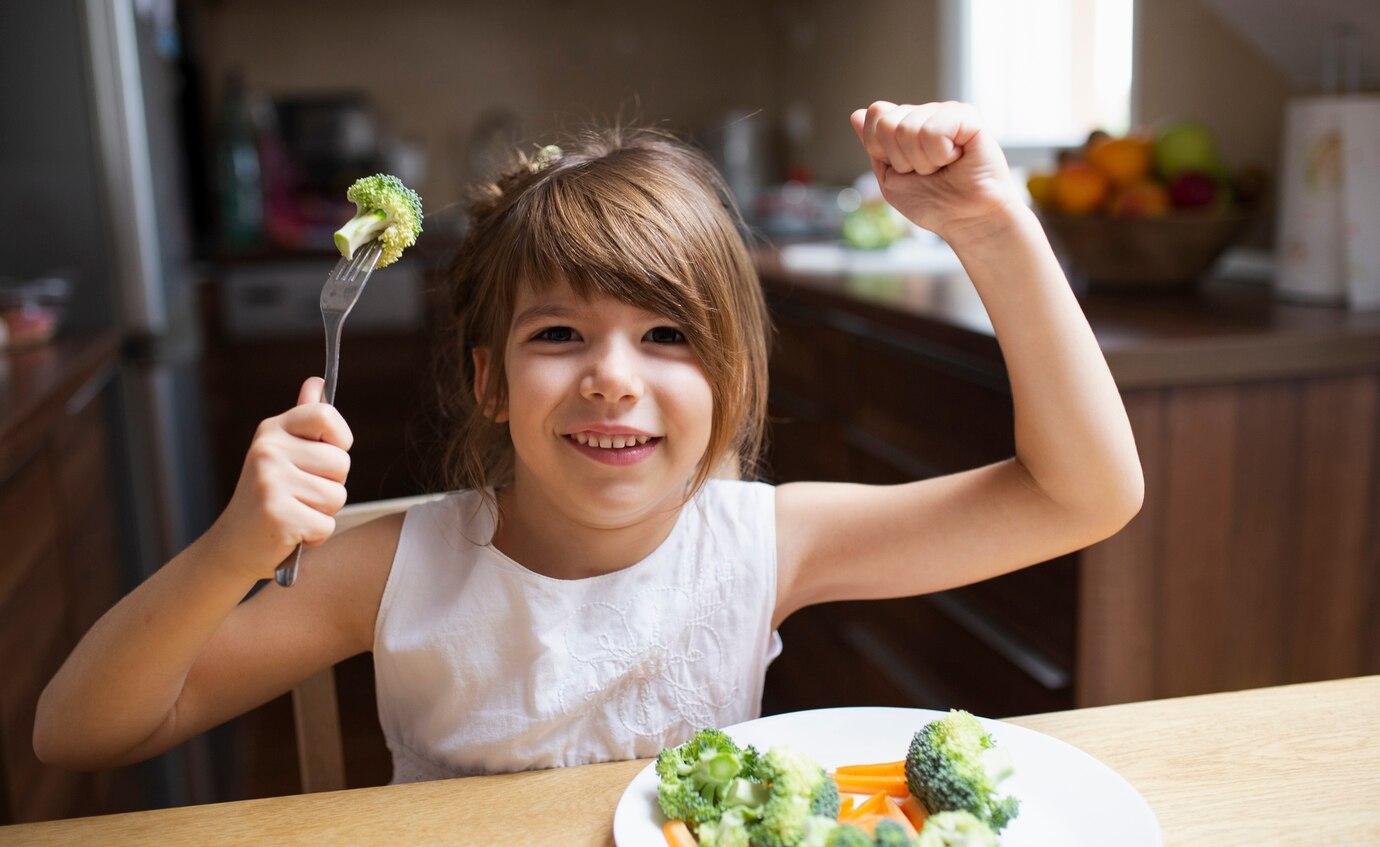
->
[663,819,697,847]
[849,814,885,836]
[900,795,929,831]
[833,774,910,797]
[848,791,891,820]
[882,797,918,838]
[838,795,855,818]
[834,759,905,777]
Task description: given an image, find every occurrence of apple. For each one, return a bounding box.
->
[1154,123,1222,181]
[1168,171,1218,209]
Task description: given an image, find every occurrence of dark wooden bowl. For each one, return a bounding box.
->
[1038,211,1255,291]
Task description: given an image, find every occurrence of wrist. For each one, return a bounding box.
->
[189,517,278,587]
[935,199,1036,251]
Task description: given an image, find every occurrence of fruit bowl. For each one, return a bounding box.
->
[1036,210,1255,291]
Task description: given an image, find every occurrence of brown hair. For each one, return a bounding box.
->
[434,125,771,503]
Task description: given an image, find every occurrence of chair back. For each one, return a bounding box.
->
[291,493,445,793]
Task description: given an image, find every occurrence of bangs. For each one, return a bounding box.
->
[502,157,720,339]
[439,125,771,500]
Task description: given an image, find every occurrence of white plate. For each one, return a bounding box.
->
[612,707,1161,846]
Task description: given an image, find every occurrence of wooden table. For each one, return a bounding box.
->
[3,676,1376,846]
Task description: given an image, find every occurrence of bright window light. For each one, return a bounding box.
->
[953,0,1135,148]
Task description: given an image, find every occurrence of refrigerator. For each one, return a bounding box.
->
[1,0,221,810]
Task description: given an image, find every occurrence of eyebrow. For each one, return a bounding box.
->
[512,303,579,329]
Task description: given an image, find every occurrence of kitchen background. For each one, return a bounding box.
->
[1,0,1377,826]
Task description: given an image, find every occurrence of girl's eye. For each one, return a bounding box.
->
[645,326,687,345]
[532,326,578,343]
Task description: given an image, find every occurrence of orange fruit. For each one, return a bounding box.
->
[1026,173,1057,209]
[1109,180,1171,218]
[1054,162,1110,215]
[1088,137,1152,186]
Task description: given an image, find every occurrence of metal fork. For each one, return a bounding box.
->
[274,241,384,587]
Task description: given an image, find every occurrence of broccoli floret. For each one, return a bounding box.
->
[823,825,874,847]
[746,747,836,847]
[809,774,841,819]
[334,173,422,268]
[697,806,756,847]
[871,820,915,847]
[656,729,759,825]
[913,811,999,847]
[905,710,1019,833]
[796,816,842,847]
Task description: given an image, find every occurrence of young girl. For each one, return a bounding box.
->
[35,102,1142,783]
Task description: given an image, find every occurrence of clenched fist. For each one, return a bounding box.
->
[210,377,353,581]
[850,101,1024,240]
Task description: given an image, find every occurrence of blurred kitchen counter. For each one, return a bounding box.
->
[756,245,1380,388]
[0,330,120,476]
[756,245,1380,716]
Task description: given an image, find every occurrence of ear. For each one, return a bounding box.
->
[470,347,508,422]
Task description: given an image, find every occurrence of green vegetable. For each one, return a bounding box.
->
[823,824,874,847]
[913,811,999,847]
[796,816,843,847]
[698,806,756,847]
[870,820,914,847]
[656,729,760,825]
[333,173,423,268]
[905,710,1019,833]
[655,731,843,847]
[747,747,840,847]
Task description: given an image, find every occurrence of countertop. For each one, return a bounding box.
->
[757,247,1380,389]
[4,675,1376,846]
[0,330,120,481]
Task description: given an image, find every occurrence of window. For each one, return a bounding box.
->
[940,0,1135,162]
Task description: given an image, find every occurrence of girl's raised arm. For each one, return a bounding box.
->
[774,102,1143,624]
[33,378,396,770]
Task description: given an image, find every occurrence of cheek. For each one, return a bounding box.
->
[503,354,569,436]
[661,363,715,444]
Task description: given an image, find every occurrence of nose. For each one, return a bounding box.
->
[580,338,643,405]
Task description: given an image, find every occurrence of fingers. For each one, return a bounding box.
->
[291,470,349,516]
[280,402,354,451]
[297,376,325,406]
[859,101,898,162]
[284,439,351,483]
[852,101,974,175]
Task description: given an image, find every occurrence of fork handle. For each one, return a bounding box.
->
[275,314,348,587]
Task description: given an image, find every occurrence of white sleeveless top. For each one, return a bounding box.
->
[372,479,783,784]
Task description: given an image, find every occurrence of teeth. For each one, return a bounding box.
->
[568,431,656,448]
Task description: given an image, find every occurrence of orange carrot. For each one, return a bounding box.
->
[881,797,918,838]
[849,814,885,836]
[848,791,891,820]
[900,795,929,831]
[838,795,855,818]
[833,774,910,797]
[663,819,697,847]
[834,759,905,777]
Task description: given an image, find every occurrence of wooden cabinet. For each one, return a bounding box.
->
[758,259,1380,717]
[0,332,125,824]
[763,297,1076,719]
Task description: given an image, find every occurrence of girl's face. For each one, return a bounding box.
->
[477,278,714,526]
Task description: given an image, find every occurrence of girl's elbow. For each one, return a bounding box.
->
[1089,465,1145,540]
[32,702,82,770]
[32,688,113,771]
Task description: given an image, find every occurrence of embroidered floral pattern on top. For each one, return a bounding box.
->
[556,563,740,739]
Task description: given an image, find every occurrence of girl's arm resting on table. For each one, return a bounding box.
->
[33,378,398,771]
[775,102,1143,623]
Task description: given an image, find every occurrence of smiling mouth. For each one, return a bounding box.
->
[565,432,658,449]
